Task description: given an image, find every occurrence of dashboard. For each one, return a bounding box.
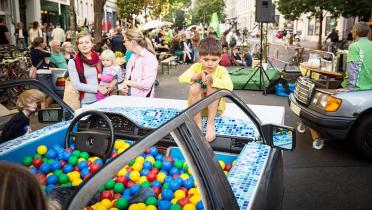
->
[77,112,254,154]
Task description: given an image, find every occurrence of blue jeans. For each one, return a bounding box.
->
[16,38,26,49]
[192,47,199,62]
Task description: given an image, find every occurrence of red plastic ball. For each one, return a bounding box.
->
[100,190,113,200]
[65,148,73,153]
[147,172,157,182]
[90,163,100,173]
[113,193,122,199]
[73,165,79,171]
[117,176,128,185]
[145,148,150,154]
[150,168,159,174]
[87,160,92,166]
[86,207,94,210]
[36,173,46,185]
[126,167,133,172]
[60,160,66,168]
[179,187,188,195]
[151,186,161,197]
[178,197,189,207]
[111,152,118,158]
[164,157,174,164]
[125,180,135,188]
[172,174,179,178]
[224,163,232,171]
[32,158,43,169]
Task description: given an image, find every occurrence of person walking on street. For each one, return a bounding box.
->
[191,26,200,63]
[15,22,28,49]
[29,21,43,44]
[111,26,125,54]
[0,18,11,45]
[326,28,339,53]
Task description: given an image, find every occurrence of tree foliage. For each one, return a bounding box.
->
[94,0,106,43]
[174,10,186,28]
[116,0,147,22]
[191,0,225,25]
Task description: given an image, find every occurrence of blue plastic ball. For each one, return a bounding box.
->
[50,161,61,171]
[143,161,152,170]
[164,176,172,183]
[174,177,183,185]
[179,170,186,174]
[159,170,168,175]
[47,174,58,185]
[169,179,181,191]
[57,153,65,161]
[129,184,141,195]
[94,159,103,166]
[123,189,131,198]
[196,200,204,210]
[40,163,51,174]
[155,154,164,161]
[162,161,172,171]
[140,169,150,176]
[149,147,158,156]
[169,167,179,176]
[45,184,56,193]
[151,180,162,188]
[158,200,172,210]
[77,161,88,170]
[63,164,73,173]
[46,150,57,159]
[29,167,38,174]
[183,178,194,189]
[52,145,64,153]
[81,168,91,178]
[161,189,174,201]
[63,151,72,161]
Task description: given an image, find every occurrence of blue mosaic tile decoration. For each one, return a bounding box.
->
[227,142,271,210]
[0,121,70,155]
[94,107,256,139]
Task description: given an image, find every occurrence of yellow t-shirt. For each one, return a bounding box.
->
[179,63,234,115]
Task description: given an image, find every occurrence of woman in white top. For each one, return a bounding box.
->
[29,21,43,44]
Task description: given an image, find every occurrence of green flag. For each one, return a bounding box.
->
[209,13,221,38]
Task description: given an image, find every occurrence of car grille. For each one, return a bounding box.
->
[294,77,315,105]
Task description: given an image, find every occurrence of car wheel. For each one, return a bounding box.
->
[354,116,372,160]
[297,123,306,133]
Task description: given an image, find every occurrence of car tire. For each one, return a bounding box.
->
[354,116,372,160]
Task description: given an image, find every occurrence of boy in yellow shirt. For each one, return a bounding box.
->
[179,37,234,142]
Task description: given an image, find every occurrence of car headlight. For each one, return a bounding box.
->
[319,95,329,108]
[324,96,342,112]
[311,92,342,112]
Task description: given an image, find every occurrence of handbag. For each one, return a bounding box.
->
[63,77,81,110]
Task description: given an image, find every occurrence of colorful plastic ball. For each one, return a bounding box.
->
[45,184,56,193]
[126,180,135,189]
[101,190,113,200]
[22,156,33,166]
[94,159,104,166]
[141,168,150,176]
[114,183,125,193]
[46,150,57,159]
[39,163,51,174]
[115,197,128,210]
[135,156,145,163]
[146,205,157,210]
[138,176,148,185]
[183,204,196,210]
[145,196,158,206]
[196,201,204,210]
[155,154,164,162]
[80,168,91,179]
[145,156,156,164]
[101,199,113,209]
[147,172,157,182]
[68,156,79,166]
[77,160,88,170]
[153,160,163,169]
[130,170,140,182]
[151,180,162,188]
[32,158,43,169]
[90,163,100,173]
[159,170,168,176]
[30,167,38,174]
[164,157,174,164]
[132,162,143,171]
[46,174,58,185]
[62,151,72,161]
[169,204,182,210]
[142,161,152,170]
[141,181,151,188]
[58,174,69,184]
[188,188,199,195]
[190,195,202,206]
[218,160,225,170]
[169,167,180,176]
[129,184,141,195]
[174,190,186,199]
[80,152,90,159]
[161,189,174,201]
[62,164,73,173]
[104,179,116,190]
[157,173,167,183]
[49,161,61,171]
[37,145,48,155]
[149,147,158,156]
[183,179,194,189]
[162,161,172,171]
[157,200,172,210]
[169,179,181,191]
[162,182,170,190]
[151,186,161,197]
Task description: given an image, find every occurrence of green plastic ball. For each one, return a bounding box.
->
[98,185,105,193]
[72,150,81,157]
[33,154,42,159]
[80,152,90,159]
[58,174,69,184]
[141,181,151,188]
[22,156,33,166]
[104,179,115,190]
[113,183,125,193]
[54,170,63,177]
[174,160,183,170]
[145,196,158,206]
[154,160,162,169]
[162,182,170,190]
[115,198,128,210]
[68,156,79,165]
[170,204,182,210]
[128,159,135,166]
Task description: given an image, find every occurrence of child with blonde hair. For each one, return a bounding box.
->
[0,89,45,143]
[97,49,122,100]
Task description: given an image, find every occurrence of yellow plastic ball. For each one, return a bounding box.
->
[146,205,157,210]
[132,162,143,171]
[114,140,126,150]
[94,203,107,210]
[46,173,53,177]
[68,171,81,181]
[188,188,199,195]
[101,199,112,209]
[138,176,148,185]
[109,208,119,210]
[128,204,138,210]
[137,203,146,210]
[187,168,192,175]
[190,195,202,206]
[145,156,155,164]
[135,156,145,164]
[130,170,141,182]
[72,178,83,186]
[171,198,178,204]
[117,168,127,177]
[180,174,189,180]
[218,160,225,170]
[37,145,47,155]
[156,173,167,183]
[224,171,228,176]
[174,190,186,199]
[117,148,126,154]
[78,158,86,162]
[183,203,196,210]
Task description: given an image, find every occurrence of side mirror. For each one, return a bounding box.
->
[38,108,63,123]
[261,124,296,151]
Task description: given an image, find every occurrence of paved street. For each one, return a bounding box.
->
[155,64,372,210]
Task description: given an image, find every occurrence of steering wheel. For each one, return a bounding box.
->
[65,110,115,162]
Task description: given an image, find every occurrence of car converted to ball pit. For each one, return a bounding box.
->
[0,79,295,210]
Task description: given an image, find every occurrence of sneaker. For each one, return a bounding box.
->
[312,138,325,150]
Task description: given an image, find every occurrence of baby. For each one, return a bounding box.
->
[97,49,122,100]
